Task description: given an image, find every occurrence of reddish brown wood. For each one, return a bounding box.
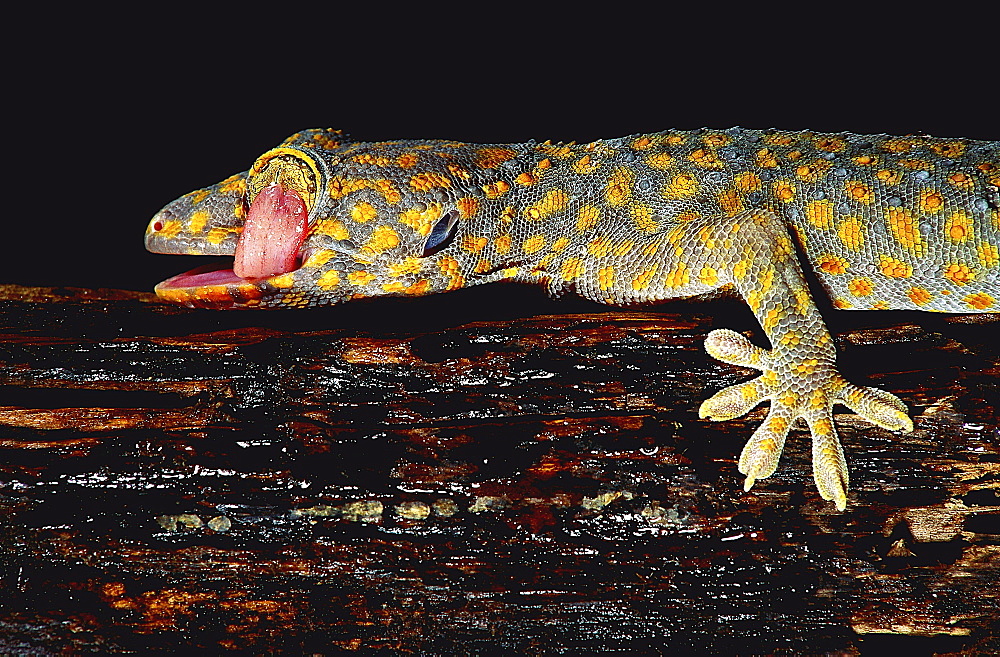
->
[0,284,997,653]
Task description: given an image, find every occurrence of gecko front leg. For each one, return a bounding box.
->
[696,211,913,509]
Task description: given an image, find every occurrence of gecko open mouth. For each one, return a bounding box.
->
[153,182,310,295]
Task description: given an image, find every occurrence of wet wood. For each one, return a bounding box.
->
[0,284,997,654]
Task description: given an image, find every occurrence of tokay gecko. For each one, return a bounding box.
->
[146,127,999,510]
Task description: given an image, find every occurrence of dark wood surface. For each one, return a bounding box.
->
[0,284,997,655]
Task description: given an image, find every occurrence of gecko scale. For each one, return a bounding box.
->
[146,127,999,510]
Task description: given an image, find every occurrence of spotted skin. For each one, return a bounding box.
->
[146,127,999,510]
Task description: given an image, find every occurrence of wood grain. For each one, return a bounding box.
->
[0,284,997,654]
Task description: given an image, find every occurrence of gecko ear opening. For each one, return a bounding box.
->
[421,210,460,257]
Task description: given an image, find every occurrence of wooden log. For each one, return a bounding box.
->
[0,284,997,654]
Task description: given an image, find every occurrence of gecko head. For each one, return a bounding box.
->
[146,129,486,309]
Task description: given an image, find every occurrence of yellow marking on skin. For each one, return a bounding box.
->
[577,205,601,231]
[473,147,518,169]
[587,236,612,258]
[735,171,761,193]
[853,154,877,166]
[848,277,874,296]
[409,171,451,192]
[437,256,465,290]
[495,234,512,255]
[457,197,480,218]
[760,370,779,388]
[516,172,537,186]
[351,202,378,223]
[943,263,975,285]
[780,332,802,347]
[186,189,210,205]
[526,188,569,220]
[793,288,811,315]
[699,266,719,286]
[643,240,665,257]
[474,259,493,275]
[664,262,690,289]
[719,188,743,217]
[876,169,903,186]
[786,149,803,161]
[572,154,600,174]
[919,188,945,214]
[500,207,516,224]
[606,167,634,206]
[631,137,653,150]
[792,359,819,376]
[666,134,686,145]
[537,158,552,170]
[698,226,716,249]
[871,300,891,309]
[523,235,546,254]
[304,250,335,268]
[373,179,402,204]
[269,273,295,289]
[446,164,471,180]
[399,204,442,236]
[763,307,782,330]
[837,216,865,251]
[157,220,183,240]
[186,210,209,234]
[632,264,659,291]
[703,133,730,147]
[907,286,933,305]
[947,171,974,190]
[613,240,634,257]
[887,208,925,255]
[733,259,750,279]
[552,236,570,252]
[460,235,488,253]
[537,143,573,158]
[817,254,850,275]
[979,242,999,268]
[773,179,795,203]
[945,210,973,243]
[482,180,511,199]
[363,225,400,254]
[756,148,779,168]
[328,177,368,199]
[689,148,723,169]
[633,204,658,233]
[502,267,519,278]
[845,180,874,204]
[381,281,407,293]
[881,138,915,153]
[834,298,853,309]
[662,172,699,199]
[964,292,995,310]
[234,203,246,220]
[316,270,341,290]
[388,257,424,277]
[879,255,913,278]
[353,152,391,166]
[396,152,419,168]
[597,266,615,291]
[561,258,585,280]
[795,159,831,183]
[815,136,846,152]
[930,141,965,158]
[206,226,238,246]
[805,199,834,229]
[218,175,246,195]
[645,152,674,170]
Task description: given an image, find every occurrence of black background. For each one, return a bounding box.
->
[5,9,998,294]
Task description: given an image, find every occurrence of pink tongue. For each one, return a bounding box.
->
[233,182,308,279]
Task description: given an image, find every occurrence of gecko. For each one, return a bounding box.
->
[145,127,999,511]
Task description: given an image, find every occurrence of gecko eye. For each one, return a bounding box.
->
[421,210,460,257]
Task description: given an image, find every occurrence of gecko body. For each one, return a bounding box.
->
[146,127,999,510]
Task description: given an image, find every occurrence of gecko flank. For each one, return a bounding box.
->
[146,127,1000,510]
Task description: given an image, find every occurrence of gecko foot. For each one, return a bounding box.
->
[697,329,913,510]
